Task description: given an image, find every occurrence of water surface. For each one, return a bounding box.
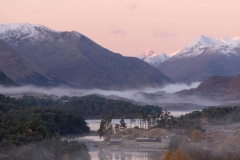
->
[89,147,162,160]
[84,110,193,159]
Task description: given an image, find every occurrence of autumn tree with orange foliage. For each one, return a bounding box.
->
[162,150,171,160]
[162,149,190,160]
[191,129,202,142]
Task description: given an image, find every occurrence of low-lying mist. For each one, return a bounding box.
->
[0,82,201,96]
[142,82,201,94]
[0,82,221,107]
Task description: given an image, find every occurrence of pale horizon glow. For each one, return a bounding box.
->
[1,0,239,56]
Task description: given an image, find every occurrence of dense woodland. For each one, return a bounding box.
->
[19,95,240,125]
[0,94,90,159]
[22,95,163,118]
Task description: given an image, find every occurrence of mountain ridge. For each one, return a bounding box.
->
[173,35,240,58]
[0,23,174,89]
[157,35,240,83]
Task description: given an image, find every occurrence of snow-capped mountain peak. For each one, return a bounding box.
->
[0,23,81,46]
[174,35,240,58]
[0,23,56,45]
[137,49,170,66]
[186,35,223,48]
[137,49,156,59]
[145,49,156,57]
[0,23,54,37]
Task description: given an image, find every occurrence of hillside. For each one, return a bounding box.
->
[0,23,173,89]
[0,70,19,86]
[0,40,70,87]
[177,74,240,101]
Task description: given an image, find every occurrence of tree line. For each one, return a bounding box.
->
[97,109,176,142]
[97,108,201,142]
[22,94,163,118]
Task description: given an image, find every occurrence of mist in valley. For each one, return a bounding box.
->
[0,82,222,109]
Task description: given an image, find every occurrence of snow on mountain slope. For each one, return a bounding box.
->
[186,35,222,48]
[137,49,170,66]
[0,23,81,46]
[220,37,240,48]
[174,35,240,58]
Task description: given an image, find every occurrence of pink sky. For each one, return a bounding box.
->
[1,0,240,56]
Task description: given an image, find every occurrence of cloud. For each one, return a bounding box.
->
[128,3,137,10]
[128,82,222,107]
[110,29,125,35]
[153,30,177,38]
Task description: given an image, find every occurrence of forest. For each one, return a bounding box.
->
[22,94,163,118]
[0,94,90,159]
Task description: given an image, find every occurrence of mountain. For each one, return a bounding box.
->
[177,74,240,101]
[0,23,173,89]
[157,35,240,83]
[0,70,19,86]
[0,40,70,87]
[137,49,170,66]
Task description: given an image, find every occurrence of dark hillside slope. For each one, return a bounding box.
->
[0,40,69,87]
[0,70,19,86]
[177,74,240,101]
[0,24,173,89]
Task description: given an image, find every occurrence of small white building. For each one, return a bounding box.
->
[161,136,171,143]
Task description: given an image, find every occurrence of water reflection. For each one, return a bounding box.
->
[90,147,162,160]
